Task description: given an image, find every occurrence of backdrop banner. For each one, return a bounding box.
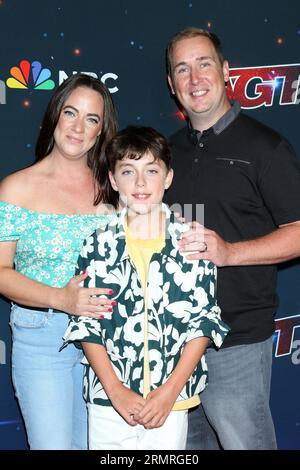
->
[0,0,299,450]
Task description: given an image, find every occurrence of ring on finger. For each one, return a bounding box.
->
[200,241,208,253]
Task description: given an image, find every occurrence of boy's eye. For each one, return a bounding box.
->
[147,169,158,174]
[121,170,134,175]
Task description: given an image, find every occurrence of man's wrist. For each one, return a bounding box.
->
[225,241,239,266]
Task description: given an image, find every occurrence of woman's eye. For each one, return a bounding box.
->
[64,109,75,117]
[88,117,99,124]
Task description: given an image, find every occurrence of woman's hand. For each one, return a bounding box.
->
[59,271,115,317]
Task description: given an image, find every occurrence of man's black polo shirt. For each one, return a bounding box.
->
[165,103,300,347]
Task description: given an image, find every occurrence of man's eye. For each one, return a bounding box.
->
[177,67,188,74]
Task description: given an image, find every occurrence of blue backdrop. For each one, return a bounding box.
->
[0,0,299,450]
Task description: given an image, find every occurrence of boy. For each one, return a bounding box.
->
[63,126,229,450]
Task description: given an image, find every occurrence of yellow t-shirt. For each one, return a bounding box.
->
[126,225,200,411]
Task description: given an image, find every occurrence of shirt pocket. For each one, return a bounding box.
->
[215,157,263,209]
[10,305,49,329]
[216,157,251,166]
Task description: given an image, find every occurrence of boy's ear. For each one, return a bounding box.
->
[164,168,174,190]
[108,171,118,192]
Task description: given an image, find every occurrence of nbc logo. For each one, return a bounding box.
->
[6,60,55,90]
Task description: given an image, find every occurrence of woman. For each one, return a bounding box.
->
[0,74,118,450]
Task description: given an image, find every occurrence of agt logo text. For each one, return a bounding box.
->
[227,63,300,109]
[274,314,300,365]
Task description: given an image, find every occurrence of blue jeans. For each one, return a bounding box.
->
[10,304,87,450]
[187,337,277,450]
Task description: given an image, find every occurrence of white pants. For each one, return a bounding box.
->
[88,404,188,450]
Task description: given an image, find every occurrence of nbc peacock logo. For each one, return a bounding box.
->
[6,60,55,90]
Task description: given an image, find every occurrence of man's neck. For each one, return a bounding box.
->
[190,100,231,133]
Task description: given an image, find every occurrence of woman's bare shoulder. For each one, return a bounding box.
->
[0,166,40,204]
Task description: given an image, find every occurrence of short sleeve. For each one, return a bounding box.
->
[259,140,300,225]
[0,202,23,241]
[186,261,230,348]
[63,315,104,347]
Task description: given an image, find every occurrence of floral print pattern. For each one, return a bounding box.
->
[0,201,114,287]
[63,205,229,406]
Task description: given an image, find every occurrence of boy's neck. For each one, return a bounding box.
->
[126,206,165,240]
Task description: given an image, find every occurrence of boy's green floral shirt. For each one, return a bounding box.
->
[63,204,229,406]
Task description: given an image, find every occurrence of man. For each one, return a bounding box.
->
[165,27,300,450]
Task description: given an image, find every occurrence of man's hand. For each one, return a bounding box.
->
[178,221,233,266]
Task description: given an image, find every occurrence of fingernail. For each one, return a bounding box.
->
[111,300,117,306]
[108,308,113,312]
[98,315,105,319]
[108,289,114,294]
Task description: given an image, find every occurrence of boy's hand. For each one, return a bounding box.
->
[109,383,146,426]
[135,382,178,429]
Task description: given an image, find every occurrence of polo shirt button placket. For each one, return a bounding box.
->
[194,140,204,163]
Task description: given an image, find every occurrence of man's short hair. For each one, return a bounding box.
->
[166,27,225,77]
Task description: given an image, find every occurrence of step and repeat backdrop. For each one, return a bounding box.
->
[0,0,299,450]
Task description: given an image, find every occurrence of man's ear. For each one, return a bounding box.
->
[168,75,176,95]
[108,171,118,192]
[223,60,230,83]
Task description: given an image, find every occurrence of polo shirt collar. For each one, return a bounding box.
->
[188,100,241,143]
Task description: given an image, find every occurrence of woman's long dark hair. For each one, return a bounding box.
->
[35,73,118,205]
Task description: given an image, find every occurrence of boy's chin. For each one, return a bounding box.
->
[128,205,152,216]
[128,203,160,216]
